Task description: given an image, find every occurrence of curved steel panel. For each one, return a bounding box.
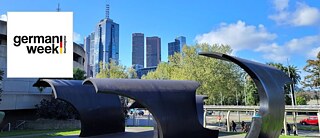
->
[35,79,125,137]
[84,79,219,138]
[199,52,292,138]
[196,95,208,126]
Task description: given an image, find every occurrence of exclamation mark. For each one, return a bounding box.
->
[60,35,62,54]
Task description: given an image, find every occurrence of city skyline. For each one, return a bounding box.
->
[1,0,320,79]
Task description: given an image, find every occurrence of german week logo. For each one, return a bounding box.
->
[7,12,73,78]
[13,35,67,54]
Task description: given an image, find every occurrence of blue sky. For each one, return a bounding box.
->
[1,0,320,82]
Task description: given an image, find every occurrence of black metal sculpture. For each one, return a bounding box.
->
[196,95,208,126]
[83,79,219,138]
[129,95,208,126]
[33,79,125,137]
[199,52,292,138]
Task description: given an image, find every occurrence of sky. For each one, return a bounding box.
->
[1,0,320,83]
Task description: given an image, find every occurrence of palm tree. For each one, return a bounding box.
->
[267,62,301,105]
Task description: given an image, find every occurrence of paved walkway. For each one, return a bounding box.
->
[53,127,245,138]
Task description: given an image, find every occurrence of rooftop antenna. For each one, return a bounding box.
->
[56,3,61,12]
[106,2,110,19]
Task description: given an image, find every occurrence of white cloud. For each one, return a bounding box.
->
[273,0,289,11]
[0,14,7,21]
[292,3,320,26]
[73,32,81,43]
[195,20,276,51]
[307,47,320,59]
[269,1,320,26]
[255,43,288,62]
[195,20,320,62]
[255,35,320,62]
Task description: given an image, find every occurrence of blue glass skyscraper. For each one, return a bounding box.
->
[168,36,186,57]
[93,19,119,77]
[91,4,119,77]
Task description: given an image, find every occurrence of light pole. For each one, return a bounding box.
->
[287,59,298,135]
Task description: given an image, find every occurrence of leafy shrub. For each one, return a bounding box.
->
[35,97,79,120]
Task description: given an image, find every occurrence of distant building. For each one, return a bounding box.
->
[146,36,161,67]
[132,33,144,67]
[93,18,119,77]
[136,66,157,79]
[84,32,95,77]
[84,3,120,77]
[168,36,186,57]
[73,42,85,70]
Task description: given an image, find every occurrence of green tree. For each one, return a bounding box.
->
[96,60,128,79]
[143,44,244,105]
[127,67,138,79]
[302,52,320,104]
[73,68,86,80]
[244,75,259,105]
[295,92,311,105]
[296,96,307,105]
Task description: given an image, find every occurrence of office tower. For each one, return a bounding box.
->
[146,36,161,67]
[168,36,186,56]
[84,32,95,77]
[92,3,119,77]
[132,33,144,67]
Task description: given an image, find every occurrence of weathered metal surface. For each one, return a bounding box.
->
[84,79,219,138]
[34,79,125,137]
[199,52,292,138]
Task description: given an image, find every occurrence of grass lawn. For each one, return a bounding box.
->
[298,125,319,131]
[279,135,305,138]
[0,129,80,137]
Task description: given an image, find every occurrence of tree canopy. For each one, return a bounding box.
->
[302,52,320,104]
[143,44,245,105]
[73,68,86,80]
[96,60,137,79]
[302,52,320,91]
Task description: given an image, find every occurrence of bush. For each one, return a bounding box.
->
[35,97,79,120]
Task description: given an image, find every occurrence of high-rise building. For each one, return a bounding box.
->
[91,4,119,77]
[132,33,144,67]
[84,32,95,77]
[146,36,161,67]
[168,36,186,56]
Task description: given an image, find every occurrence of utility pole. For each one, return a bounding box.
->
[287,58,298,135]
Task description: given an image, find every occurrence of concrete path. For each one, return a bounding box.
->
[54,127,245,138]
